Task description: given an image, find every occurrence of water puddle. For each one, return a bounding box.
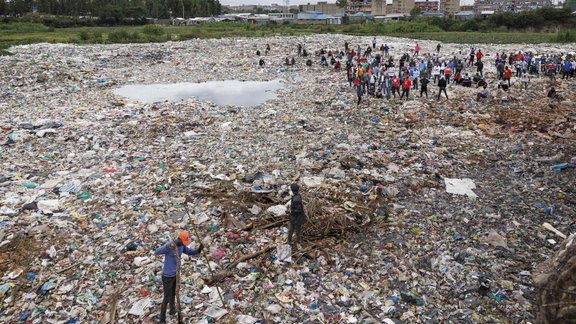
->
[112,79,284,106]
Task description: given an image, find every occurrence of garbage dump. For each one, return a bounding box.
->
[533,234,575,324]
[0,35,575,323]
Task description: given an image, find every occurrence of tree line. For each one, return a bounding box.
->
[0,0,222,20]
[422,7,576,32]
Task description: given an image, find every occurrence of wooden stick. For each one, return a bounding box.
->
[57,263,79,274]
[225,245,274,270]
[108,288,121,324]
[204,246,275,284]
[256,219,287,230]
[184,201,227,308]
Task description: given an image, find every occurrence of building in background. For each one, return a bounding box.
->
[300,0,415,16]
[415,0,439,12]
[387,0,415,14]
[371,0,388,16]
[474,0,555,13]
[299,2,345,15]
[346,0,375,15]
[439,0,460,14]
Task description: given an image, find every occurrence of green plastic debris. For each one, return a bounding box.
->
[410,227,422,235]
[23,182,37,189]
[77,192,91,200]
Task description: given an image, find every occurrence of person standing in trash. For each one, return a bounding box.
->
[475,59,484,77]
[437,76,448,101]
[155,231,204,323]
[356,79,363,105]
[391,75,401,98]
[420,75,429,98]
[400,76,411,100]
[288,183,307,248]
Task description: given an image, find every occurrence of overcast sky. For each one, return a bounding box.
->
[222,0,475,7]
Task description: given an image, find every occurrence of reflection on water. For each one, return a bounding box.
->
[112,80,284,106]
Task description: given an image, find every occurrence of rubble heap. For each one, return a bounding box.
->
[533,234,576,323]
[0,35,574,323]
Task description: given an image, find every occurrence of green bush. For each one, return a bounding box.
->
[79,31,90,41]
[108,30,140,43]
[319,25,335,33]
[0,22,53,33]
[17,14,97,28]
[131,31,141,41]
[384,22,443,34]
[551,30,576,43]
[143,33,168,42]
[142,24,165,36]
[93,31,103,43]
[183,29,206,39]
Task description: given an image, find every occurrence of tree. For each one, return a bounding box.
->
[336,0,347,9]
[565,0,576,12]
[98,4,124,25]
[8,0,34,16]
[0,0,6,15]
[410,6,422,18]
[0,0,223,20]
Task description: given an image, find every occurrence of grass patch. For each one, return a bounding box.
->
[142,24,165,36]
[0,22,54,33]
[551,30,576,42]
[0,22,574,51]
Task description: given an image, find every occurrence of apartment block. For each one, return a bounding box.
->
[475,0,555,12]
[439,0,460,14]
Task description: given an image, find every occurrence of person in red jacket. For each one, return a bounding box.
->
[444,66,452,84]
[476,49,484,62]
[503,66,512,86]
[391,75,401,98]
[400,76,411,100]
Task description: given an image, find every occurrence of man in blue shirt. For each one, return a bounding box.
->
[155,231,203,323]
[563,60,572,80]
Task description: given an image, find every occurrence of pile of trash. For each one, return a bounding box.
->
[533,233,575,323]
[0,35,574,323]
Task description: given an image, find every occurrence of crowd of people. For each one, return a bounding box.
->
[255,40,574,105]
[340,42,575,105]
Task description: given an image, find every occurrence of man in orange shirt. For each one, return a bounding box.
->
[503,66,512,86]
[444,66,452,84]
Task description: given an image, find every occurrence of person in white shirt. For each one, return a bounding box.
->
[520,73,530,90]
[432,64,441,84]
